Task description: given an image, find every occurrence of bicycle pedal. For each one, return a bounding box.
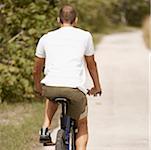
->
[40,139,51,143]
[43,142,55,146]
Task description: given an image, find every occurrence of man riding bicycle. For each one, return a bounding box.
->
[33,5,102,150]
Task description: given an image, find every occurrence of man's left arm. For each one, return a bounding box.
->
[33,57,45,95]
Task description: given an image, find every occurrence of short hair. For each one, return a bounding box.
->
[59,5,77,24]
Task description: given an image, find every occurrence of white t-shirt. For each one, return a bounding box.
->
[35,26,94,94]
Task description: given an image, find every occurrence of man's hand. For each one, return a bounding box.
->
[87,87,102,96]
[34,84,42,96]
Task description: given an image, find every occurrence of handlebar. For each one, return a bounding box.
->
[87,89,102,96]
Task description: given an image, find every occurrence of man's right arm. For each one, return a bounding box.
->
[85,55,102,96]
[33,57,45,95]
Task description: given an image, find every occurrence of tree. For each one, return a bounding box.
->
[116,0,150,26]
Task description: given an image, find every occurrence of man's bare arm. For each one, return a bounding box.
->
[33,57,45,94]
[85,55,102,95]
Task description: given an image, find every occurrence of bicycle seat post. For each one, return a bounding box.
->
[54,97,68,117]
[54,98,69,131]
[61,101,67,117]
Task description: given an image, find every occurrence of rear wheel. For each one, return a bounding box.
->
[55,129,66,150]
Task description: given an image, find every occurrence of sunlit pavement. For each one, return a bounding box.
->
[87,31,150,150]
[42,31,150,150]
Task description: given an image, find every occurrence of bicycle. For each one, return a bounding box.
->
[43,97,77,150]
[42,90,102,150]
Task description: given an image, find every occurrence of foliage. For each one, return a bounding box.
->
[114,0,150,26]
[0,0,59,102]
[142,16,151,49]
[0,0,150,102]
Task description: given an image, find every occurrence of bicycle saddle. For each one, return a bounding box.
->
[54,97,69,103]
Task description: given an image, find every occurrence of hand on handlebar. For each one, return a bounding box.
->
[87,87,102,96]
[34,84,43,98]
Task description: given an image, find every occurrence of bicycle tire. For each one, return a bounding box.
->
[55,129,66,150]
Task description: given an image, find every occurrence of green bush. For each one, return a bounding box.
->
[0,0,59,102]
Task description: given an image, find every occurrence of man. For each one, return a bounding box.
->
[33,5,102,150]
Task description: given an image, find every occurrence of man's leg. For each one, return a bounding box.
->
[42,98,58,128]
[76,117,88,150]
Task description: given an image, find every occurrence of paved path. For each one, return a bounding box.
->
[42,31,150,150]
[87,31,149,150]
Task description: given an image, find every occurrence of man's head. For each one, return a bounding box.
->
[58,5,77,25]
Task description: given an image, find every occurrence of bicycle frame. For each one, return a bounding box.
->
[55,98,76,150]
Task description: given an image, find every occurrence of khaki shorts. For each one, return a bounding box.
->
[42,85,88,120]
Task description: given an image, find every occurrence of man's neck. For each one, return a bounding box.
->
[61,23,73,27]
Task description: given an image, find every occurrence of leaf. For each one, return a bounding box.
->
[28,28,37,35]
[34,14,46,21]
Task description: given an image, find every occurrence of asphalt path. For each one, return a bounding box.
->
[42,30,150,150]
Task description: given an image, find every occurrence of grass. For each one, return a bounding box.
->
[0,102,45,150]
[102,24,139,34]
[0,100,60,150]
[93,24,139,46]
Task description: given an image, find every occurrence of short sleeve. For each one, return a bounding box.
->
[35,36,46,58]
[84,32,95,56]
